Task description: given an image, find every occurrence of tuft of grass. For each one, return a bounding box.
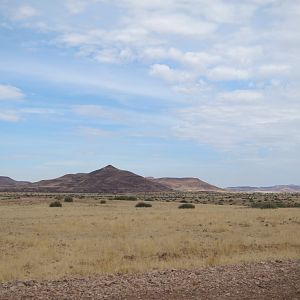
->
[135,202,152,208]
[49,201,62,207]
[178,203,195,209]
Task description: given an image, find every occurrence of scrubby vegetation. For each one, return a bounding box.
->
[251,202,278,209]
[49,201,62,207]
[135,202,152,208]
[114,195,137,201]
[1,191,300,208]
[178,203,195,209]
[0,196,299,282]
[64,196,73,202]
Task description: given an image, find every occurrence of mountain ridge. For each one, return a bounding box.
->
[227,185,300,193]
[0,165,222,193]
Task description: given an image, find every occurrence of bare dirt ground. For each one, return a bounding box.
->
[1,260,299,300]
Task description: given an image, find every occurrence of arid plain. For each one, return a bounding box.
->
[1,193,299,282]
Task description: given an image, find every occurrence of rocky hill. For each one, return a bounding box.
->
[0,176,30,188]
[0,165,171,193]
[149,177,222,192]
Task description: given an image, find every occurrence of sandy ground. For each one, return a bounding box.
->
[0,260,299,299]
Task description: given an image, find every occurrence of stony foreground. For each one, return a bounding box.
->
[0,261,299,300]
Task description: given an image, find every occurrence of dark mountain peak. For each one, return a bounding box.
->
[89,165,119,175]
[103,165,118,170]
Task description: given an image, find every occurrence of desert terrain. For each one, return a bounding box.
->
[0,192,299,299]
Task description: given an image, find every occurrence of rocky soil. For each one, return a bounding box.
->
[1,260,299,299]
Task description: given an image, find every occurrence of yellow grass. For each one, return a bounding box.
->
[0,199,299,281]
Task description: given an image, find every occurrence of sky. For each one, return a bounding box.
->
[0,0,300,187]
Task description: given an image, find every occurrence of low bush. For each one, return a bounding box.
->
[49,201,62,207]
[64,196,73,202]
[135,202,152,208]
[114,195,137,201]
[178,203,195,209]
[100,200,106,204]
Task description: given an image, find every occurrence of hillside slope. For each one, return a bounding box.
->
[150,177,222,192]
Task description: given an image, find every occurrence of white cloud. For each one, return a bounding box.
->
[258,64,291,76]
[2,0,300,157]
[65,0,87,14]
[64,0,100,14]
[0,84,24,101]
[94,48,134,64]
[13,5,39,20]
[143,48,220,73]
[142,47,181,60]
[0,111,21,122]
[141,14,216,36]
[72,105,108,117]
[218,90,264,102]
[219,46,263,66]
[173,85,300,151]
[172,80,211,94]
[72,105,127,123]
[207,66,250,81]
[149,64,194,83]
[181,52,220,70]
[78,126,114,137]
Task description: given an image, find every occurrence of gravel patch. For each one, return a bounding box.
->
[0,260,299,299]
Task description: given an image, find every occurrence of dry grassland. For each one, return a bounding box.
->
[0,198,299,281]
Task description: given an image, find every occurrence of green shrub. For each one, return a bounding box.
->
[100,200,106,204]
[178,203,195,209]
[64,196,73,202]
[49,201,62,207]
[135,202,152,208]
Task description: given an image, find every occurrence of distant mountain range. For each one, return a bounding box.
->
[227,185,300,193]
[0,165,221,193]
[1,166,299,193]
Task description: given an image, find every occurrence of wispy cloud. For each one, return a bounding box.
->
[0,84,24,101]
[13,5,40,20]
[0,110,21,122]
[0,0,300,185]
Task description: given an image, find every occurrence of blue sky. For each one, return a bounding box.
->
[0,0,300,187]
